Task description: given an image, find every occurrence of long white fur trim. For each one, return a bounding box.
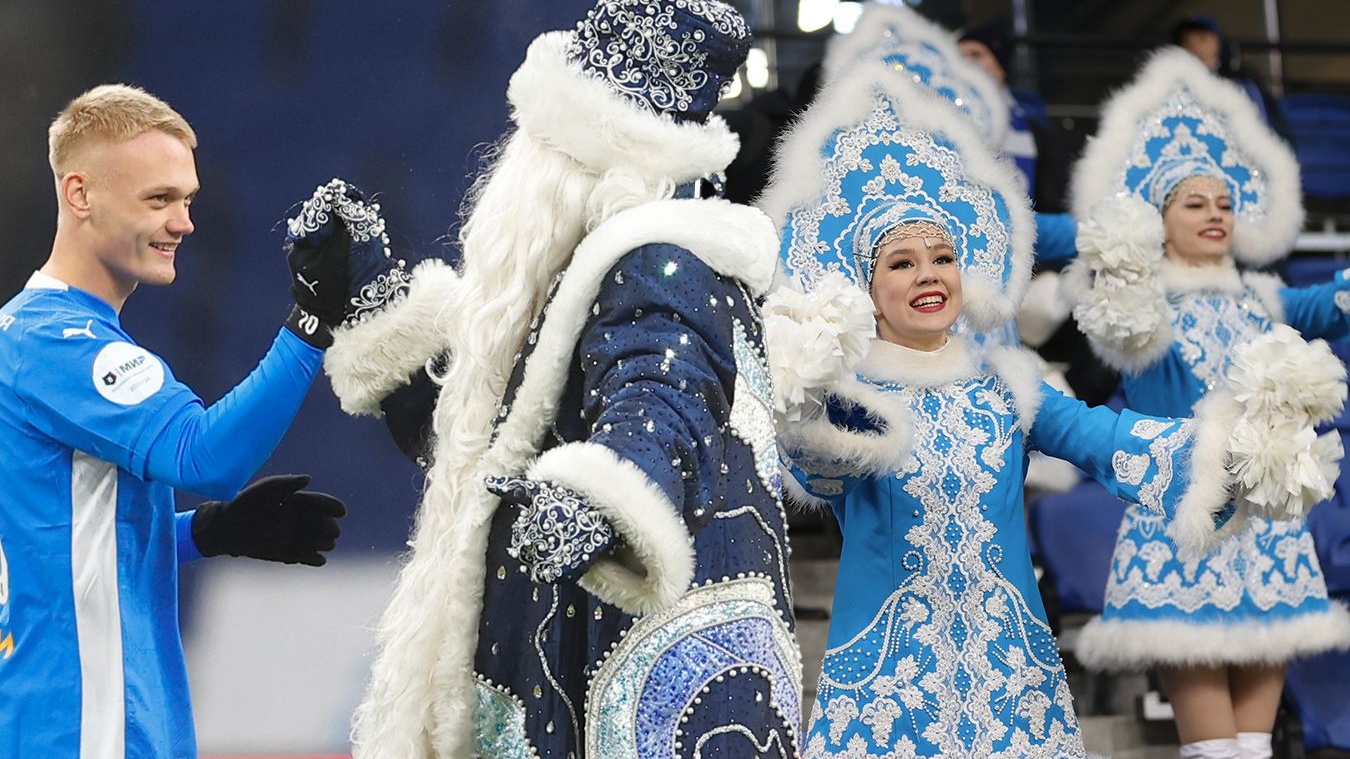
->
[1071,47,1303,267]
[988,345,1045,433]
[528,442,696,616]
[820,2,1009,147]
[508,31,741,185]
[1158,257,1243,294]
[1242,270,1288,323]
[757,59,1034,332]
[1075,603,1350,671]
[778,376,915,477]
[323,259,460,416]
[1166,391,1249,557]
[856,333,980,387]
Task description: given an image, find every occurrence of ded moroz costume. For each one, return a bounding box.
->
[320,1,802,757]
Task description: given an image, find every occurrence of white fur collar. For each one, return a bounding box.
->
[1159,256,1243,294]
[508,31,741,186]
[856,333,980,386]
[570,199,779,296]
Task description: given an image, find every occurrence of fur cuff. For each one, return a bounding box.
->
[778,377,915,478]
[508,32,741,186]
[1165,391,1249,559]
[323,259,460,416]
[528,442,695,616]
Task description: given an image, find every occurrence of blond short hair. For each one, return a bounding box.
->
[48,83,197,178]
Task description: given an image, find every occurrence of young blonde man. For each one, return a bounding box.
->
[0,84,368,758]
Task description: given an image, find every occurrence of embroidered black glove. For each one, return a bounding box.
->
[486,476,616,584]
[282,178,411,349]
[191,474,346,566]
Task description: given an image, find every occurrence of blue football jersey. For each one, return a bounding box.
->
[0,274,200,758]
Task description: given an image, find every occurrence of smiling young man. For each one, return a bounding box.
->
[0,84,362,758]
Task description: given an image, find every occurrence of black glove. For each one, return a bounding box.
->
[283,179,362,347]
[191,474,346,566]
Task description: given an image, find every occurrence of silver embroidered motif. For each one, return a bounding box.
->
[566,0,749,117]
[806,374,1084,758]
[586,577,801,758]
[730,317,781,495]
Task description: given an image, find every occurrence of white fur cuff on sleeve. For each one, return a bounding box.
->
[324,259,460,416]
[528,442,696,616]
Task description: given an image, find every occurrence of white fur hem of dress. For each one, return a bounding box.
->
[529,441,696,616]
[324,258,460,416]
[1074,602,1350,671]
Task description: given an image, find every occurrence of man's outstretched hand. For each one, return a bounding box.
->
[192,474,346,566]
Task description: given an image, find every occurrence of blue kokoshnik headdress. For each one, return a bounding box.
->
[1071,46,1303,267]
[758,59,1034,332]
[821,1,1008,148]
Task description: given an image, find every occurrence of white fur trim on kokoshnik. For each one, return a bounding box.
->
[1071,46,1303,267]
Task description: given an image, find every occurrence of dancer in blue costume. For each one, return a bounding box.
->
[755,53,1343,759]
[316,1,800,757]
[1066,48,1350,759]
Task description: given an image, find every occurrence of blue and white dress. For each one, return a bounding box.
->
[784,334,1233,758]
[1077,259,1350,670]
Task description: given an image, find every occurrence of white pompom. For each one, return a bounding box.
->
[1076,195,1165,272]
[1073,280,1167,351]
[762,272,876,422]
[1226,324,1348,426]
[1228,419,1343,520]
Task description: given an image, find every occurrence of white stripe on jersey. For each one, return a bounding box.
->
[71,451,124,758]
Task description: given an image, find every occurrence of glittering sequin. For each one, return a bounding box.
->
[730,318,782,496]
[475,679,539,758]
[587,577,801,758]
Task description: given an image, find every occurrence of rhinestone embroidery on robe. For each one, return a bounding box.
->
[475,678,539,759]
[730,316,782,495]
[586,577,800,758]
[805,375,1084,758]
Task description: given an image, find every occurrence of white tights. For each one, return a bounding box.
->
[1178,733,1272,759]
[1237,732,1273,759]
[1179,738,1238,759]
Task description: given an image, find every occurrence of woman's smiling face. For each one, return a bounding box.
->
[870,231,963,351]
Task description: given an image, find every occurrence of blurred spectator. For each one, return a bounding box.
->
[1171,14,1294,144]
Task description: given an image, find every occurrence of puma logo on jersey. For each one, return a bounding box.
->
[62,320,96,339]
[0,315,14,332]
[295,273,319,296]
